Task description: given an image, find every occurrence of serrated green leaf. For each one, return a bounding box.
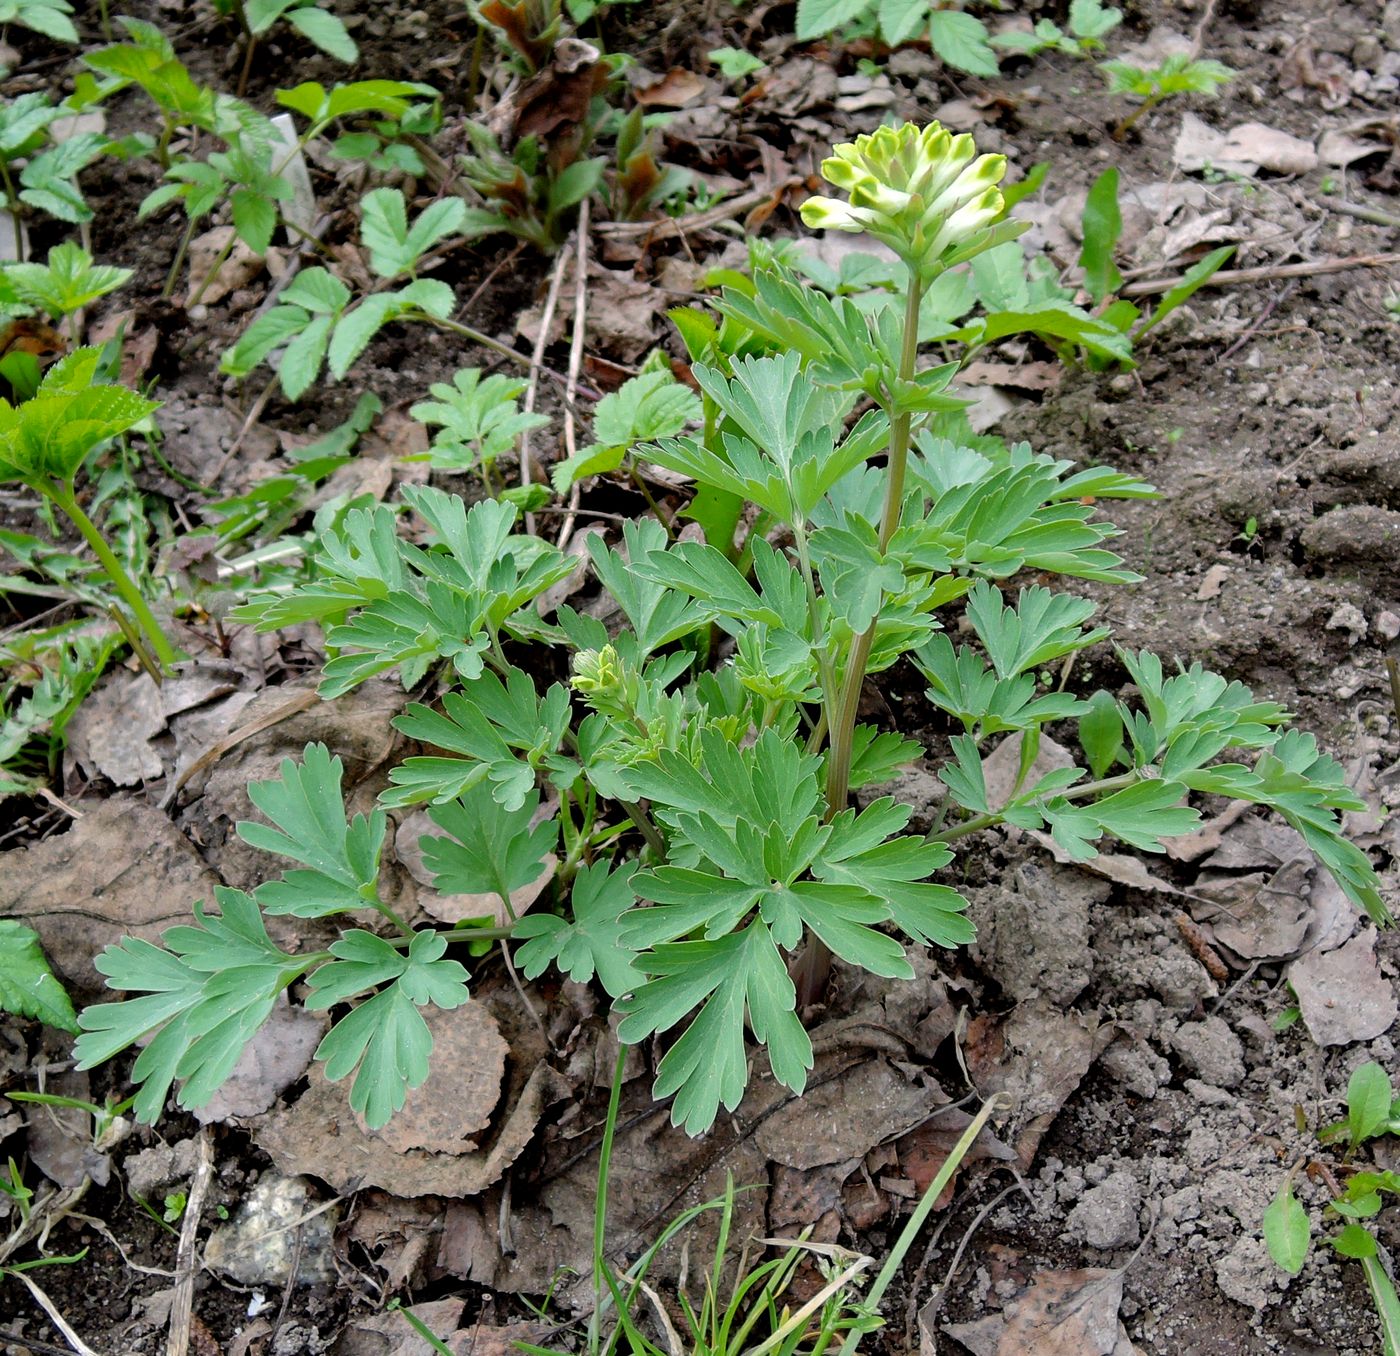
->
[286,5,358,61]
[927,9,999,75]
[795,0,871,40]
[0,919,78,1033]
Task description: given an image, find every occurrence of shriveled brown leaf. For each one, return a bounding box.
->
[193,998,325,1124]
[1289,927,1397,1046]
[2,799,221,993]
[939,1267,1127,1356]
[960,361,1061,392]
[355,1003,508,1152]
[185,225,264,307]
[65,670,165,786]
[337,1299,465,1356]
[964,1001,1111,1168]
[634,68,709,107]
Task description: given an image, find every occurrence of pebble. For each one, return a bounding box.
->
[1171,1015,1247,1089]
[204,1175,337,1286]
[1066,1170,1143,1249]
[1376,610,1400,640]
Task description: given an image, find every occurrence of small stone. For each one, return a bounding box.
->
[1376,610,1400,640]
[1066,1170,1142,1249]
[205,1175,337,1286]
[1171,1015,1246,1089]
[1353,35,1383,68]
[1184,1077,1234,1106]
[1324,601,1368,644]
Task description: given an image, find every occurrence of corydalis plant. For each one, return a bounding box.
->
[75,124,1389,1139]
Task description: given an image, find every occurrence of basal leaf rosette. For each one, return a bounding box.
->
[800,122,1023,279]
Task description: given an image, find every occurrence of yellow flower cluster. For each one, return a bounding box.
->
[800,122,1009,278]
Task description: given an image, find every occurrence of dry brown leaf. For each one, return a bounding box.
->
[960,361,1061,392]
[753,1057,948,1169]
[3,799,222,993]
[1192,859,1311,961]
[1289,927,1397,1046]
[964,1001,1110,1168]
[193,998,325,1124]
[1194,563,1231,601]
[356,1003,508,1153]
[65,670,165,786]
[185,225,264,307]
[634,68,709,107]
[255,1057,570,1198]
[940,1267,1127,1356]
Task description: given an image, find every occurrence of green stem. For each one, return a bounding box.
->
[0,161,23,262]
[589,1045,628,1353]
[188,232,236,308]
[932,770,1140,844]
[1113,92,1161,141]
[48,483,177,670]
[793,523,838,758]
[162,215,199,300]
[617,797,667,858]
[823,270,926,818]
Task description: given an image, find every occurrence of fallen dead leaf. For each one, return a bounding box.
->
[193,997,325,1124]
[938,1266,1128,1356]
[336,1299,465,1356]
[185,225,264,307]
[964,1000,1111,1168]
[1174,115,1318,176]
[24,1069,112,1189]
[255,1053,570,1198]
[2,799,222,993]
[1194,563,1231,601]
[1318,129,1390,166]
[65,670,165,786]
[634,68,709,107]
[960,360,1061,392]
[754,1057,948,1169]
[1028,830,1189,899]
[356,1002,508,1152]
[1278,42,1351,110]
[1289,927,1397,1046]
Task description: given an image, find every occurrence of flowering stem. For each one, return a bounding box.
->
[822,269,925,819]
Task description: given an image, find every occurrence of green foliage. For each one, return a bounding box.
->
[992,0,1121,57]
[220,210,458,400]
[241,0,358,63]
[552,366,701,494]
[708,47,766,81]
[77,121,1387,1146]
[0,920,78,1032]
[0,0,78,44]
[1102,53,1234,136]
[794,0,998,75]
[410,367,550,486]
[1265,1063,1400,1349]
[3,242,132,321]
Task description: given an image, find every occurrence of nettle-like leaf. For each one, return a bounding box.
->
[307,928,469,1128]
[410,367,550,476]
[515,861,643,998]
[0,0,79,44]
[0,347,158,490]
[553,367,700,494]
[359,187,467,278]
[238,742,387,917]
[0,919,78,1032]
[75,889,313,1123]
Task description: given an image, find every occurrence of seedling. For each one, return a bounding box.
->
[992,0,1121,59]
[794,0,999,77]
[75,124,1386,1141]
[0,347,171,668]
[410,367,550,495]
[213,0,358,96]
[1101,52,1235,139]
[1266,1062,1400,1352]
[0,0,77,45]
